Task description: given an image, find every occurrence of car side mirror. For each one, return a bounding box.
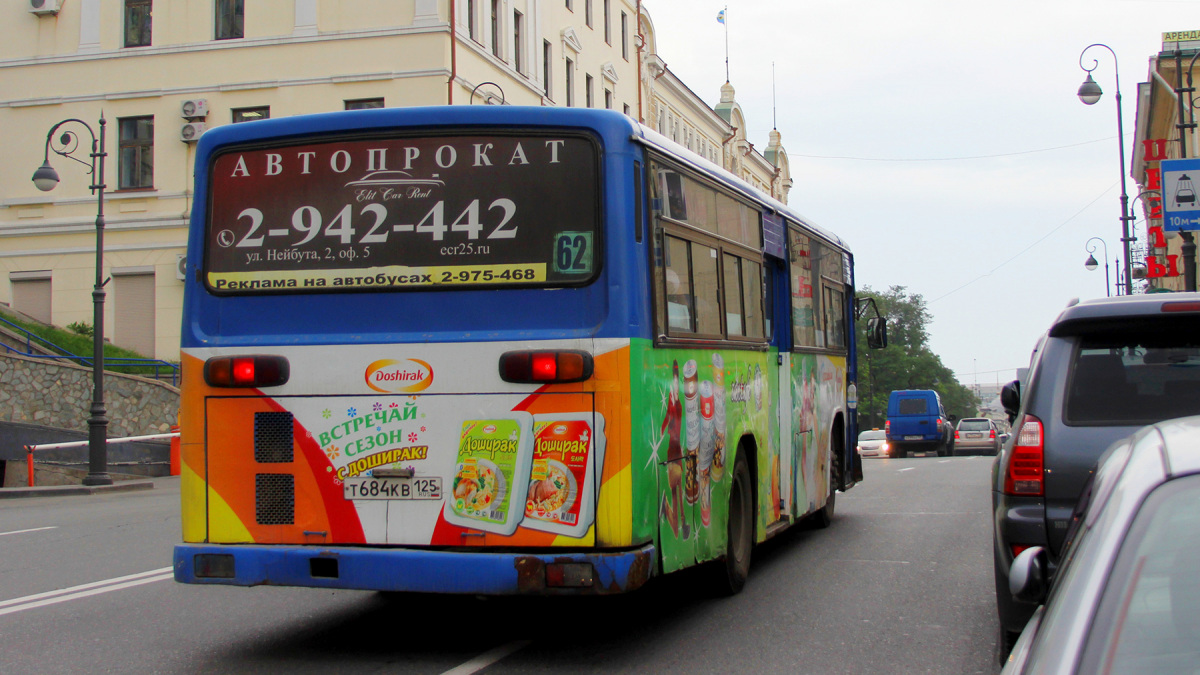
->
[866,316,888,349]
[1009,546,1049,604]
[1001,380,1021,424]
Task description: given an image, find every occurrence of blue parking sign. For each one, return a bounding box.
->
[1161,158,1200,231]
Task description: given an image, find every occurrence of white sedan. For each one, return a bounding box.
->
[856,429,890,458]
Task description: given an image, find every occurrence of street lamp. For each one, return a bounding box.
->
[1078,43,1135,296]
[30,115,112,487]
[1084,236,1112,297]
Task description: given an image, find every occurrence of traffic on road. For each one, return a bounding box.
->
[0,458,999,674]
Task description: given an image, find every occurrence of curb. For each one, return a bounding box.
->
[0,480,155,499]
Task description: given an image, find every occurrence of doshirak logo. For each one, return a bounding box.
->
[365,359,434,393]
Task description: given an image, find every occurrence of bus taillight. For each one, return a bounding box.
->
[204,355,290,388]
[499,350,594,384]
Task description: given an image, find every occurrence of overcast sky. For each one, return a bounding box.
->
[645,0,1196,389]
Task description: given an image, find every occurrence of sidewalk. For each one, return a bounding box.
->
[0,479,155,499]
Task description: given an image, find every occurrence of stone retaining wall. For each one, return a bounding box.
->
[0,352,179,438]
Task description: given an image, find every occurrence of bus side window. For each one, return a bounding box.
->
[723,253,745,336]
[823,284,846,349]
[723,253,764,338]
[788,228,818,347]
[665,236,692,331]
[663,235,720,336]
[634,161,644,243]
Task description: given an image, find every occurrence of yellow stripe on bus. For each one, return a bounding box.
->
[207,483,254,543]
[181,463,207,543]
[595,461,632,547]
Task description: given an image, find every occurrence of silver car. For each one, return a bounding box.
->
[954,417,999,455]
[857,429,890,458]
[1002,415,1200,674]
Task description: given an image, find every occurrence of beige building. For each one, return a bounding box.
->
[1132,31,1200,292]
[2,0,790,360]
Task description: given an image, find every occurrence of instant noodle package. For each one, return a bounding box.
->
[445,414,534,535]
[443,412,606,538]
[523,413,607,537]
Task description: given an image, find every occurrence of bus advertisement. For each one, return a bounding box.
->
[173,106,882,596]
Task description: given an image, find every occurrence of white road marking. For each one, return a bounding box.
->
[0,567,173,617]
[441,640,532,675]
[898,467,915,472]
[0,526,57,537]
[938,460,952,464]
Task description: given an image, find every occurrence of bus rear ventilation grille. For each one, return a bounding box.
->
[254,411,294,463]
[255,473,295,525]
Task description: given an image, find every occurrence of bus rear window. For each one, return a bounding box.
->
[204,133,600,294]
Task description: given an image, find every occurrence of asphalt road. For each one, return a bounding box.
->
[0,454,1001,674]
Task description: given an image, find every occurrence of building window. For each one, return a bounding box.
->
[467,0,477,41]
[118,116,154,190]
[565,58,574,106]
[513,10,524,73]
[9,271,52,324]
[232,107,270,123]
[623,103,630,116]
[113,271,156,357]
[586,74,594,108]
[604,0,611,44]
[345,98,384,110]
[215,0,244,40]
[566,0,572,10]
[491,0,501,59]
[621,11,628,60]
[604,89,612,109]
[124,0,152,48]
[543,40,553,99]
[586,0,593,28]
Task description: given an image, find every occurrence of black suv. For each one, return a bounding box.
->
[992,293,1200,657]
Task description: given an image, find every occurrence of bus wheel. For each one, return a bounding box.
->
[718,452,753,595]
[813,451,839,529]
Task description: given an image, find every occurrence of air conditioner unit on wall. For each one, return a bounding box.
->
[175,255,187,281]
[28,0,62,15]
[181,122,208,143]
[181,99,209,120]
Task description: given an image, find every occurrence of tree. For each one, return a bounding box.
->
[855,285,978,428]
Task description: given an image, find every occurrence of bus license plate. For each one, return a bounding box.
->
[343,476,442,500]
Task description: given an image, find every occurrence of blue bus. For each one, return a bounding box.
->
[173,105,881,596]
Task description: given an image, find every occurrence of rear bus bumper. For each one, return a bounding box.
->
[174,542,656,595]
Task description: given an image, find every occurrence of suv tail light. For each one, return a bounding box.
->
[989,429,996,439]
[954,430,960,439]
[885,420,890,435]
[1004,414,1044,496]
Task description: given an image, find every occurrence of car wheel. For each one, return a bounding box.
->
[716,451,753,595]
[998,623,1020,665]
[994,551,1037,663]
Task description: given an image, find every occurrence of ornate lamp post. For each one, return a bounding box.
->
[1078,44,1135,296]
[1084,236,1112,297]
[31,115,112,486]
